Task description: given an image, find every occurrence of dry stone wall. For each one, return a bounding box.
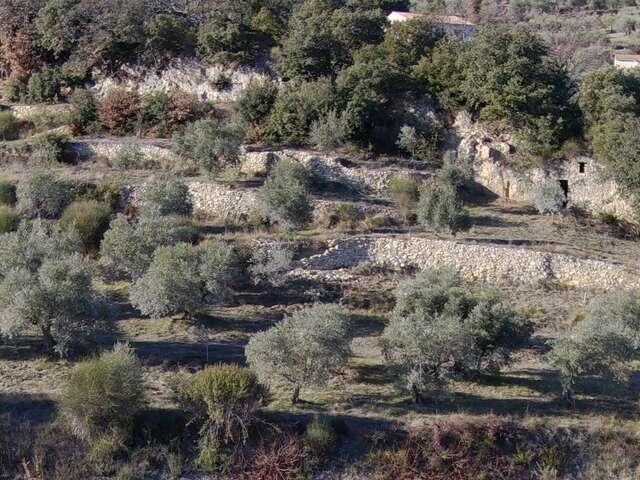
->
[297,236,639,290]
[91,60,269,103]
[240,147,428,194]
[6,103,72,120]
[68,138,177,166]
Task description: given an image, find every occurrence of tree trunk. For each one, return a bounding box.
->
[291,385,301,405]
[411,384,422,404]
[41,324,55,355]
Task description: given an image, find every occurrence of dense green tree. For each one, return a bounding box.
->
[16,170,75,219]
[235,78,279,134]
[381,17,443,69]
[266,78,335,145]
[277,0,348,81]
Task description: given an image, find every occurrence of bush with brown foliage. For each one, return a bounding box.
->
[367,418,577,480]
[245,435,307,480]
[98,88,142,135]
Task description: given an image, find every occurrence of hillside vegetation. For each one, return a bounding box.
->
[1,1,640,479]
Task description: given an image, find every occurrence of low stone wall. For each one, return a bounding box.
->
[241,148,429,194]
[68,139,177,167]
[6,103,72,120]
[298,236,639,290]
[187,182,393,223]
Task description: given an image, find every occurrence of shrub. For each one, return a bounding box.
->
[416,181,470,235]
[387,176,419,222]
[534,179,566,214]
[550,290,640,401]
[381,269,532,402]
[69,88,98,134]
[130,241,236,319]
[63,343,143,439]
[247,435,306,480]
[24,67,61,103]
[16,170,75,218]
[246,303,351,404]
[98,88,142,135]
[309,109,346,151]
[60,200,112,253]
[111,144,147,170]
[0,180,16,205]
[29,133,68,165]
[211,73,232,91]
[172,118,245,174]
[326,202,361,230]
[0,111,21,140]
[140,175,193,217]
[249,245,294,287]
[305,417,336,461]
[0,206,19,234]
[100,214,198,279]
[140,90,201,137]
[174,364,267,467]
[256,159,313,230]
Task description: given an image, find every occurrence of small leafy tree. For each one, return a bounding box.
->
[416,181,470,234]
[0,206,19,234]
[68,88,98,134]
[246,303,351,404]
[257,159,313,230]
[172,118,246,175]
[309,109,347,151]
[0,180,16,205]
[16,170,75,219]
[63,343,144,439]
[140,175,193,217]
[396,125,418,159]
[174,364,268,469]
[382,269,532,402]
[550,291,640,402]
[129,241,236,319]
[249,245,294,287]
[534,180,566,214]
[100,214,198,279]
[387,175,419,223]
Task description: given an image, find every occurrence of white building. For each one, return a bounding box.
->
[387,11,475,39]
[614,53,640,69]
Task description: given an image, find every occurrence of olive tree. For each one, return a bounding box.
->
[172,118,246,174]
[256,159,313,230]
[416,181,470,234]
[129,241,237,319]
[139,175,193,217]
[550,291,640,402]
[248,244,294,287]
[16,170,75,219]
[100,213,197,279]
[0,253,109,356]
[246,303,351,404]
[534,179,566,214]
[381,269,532,402]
